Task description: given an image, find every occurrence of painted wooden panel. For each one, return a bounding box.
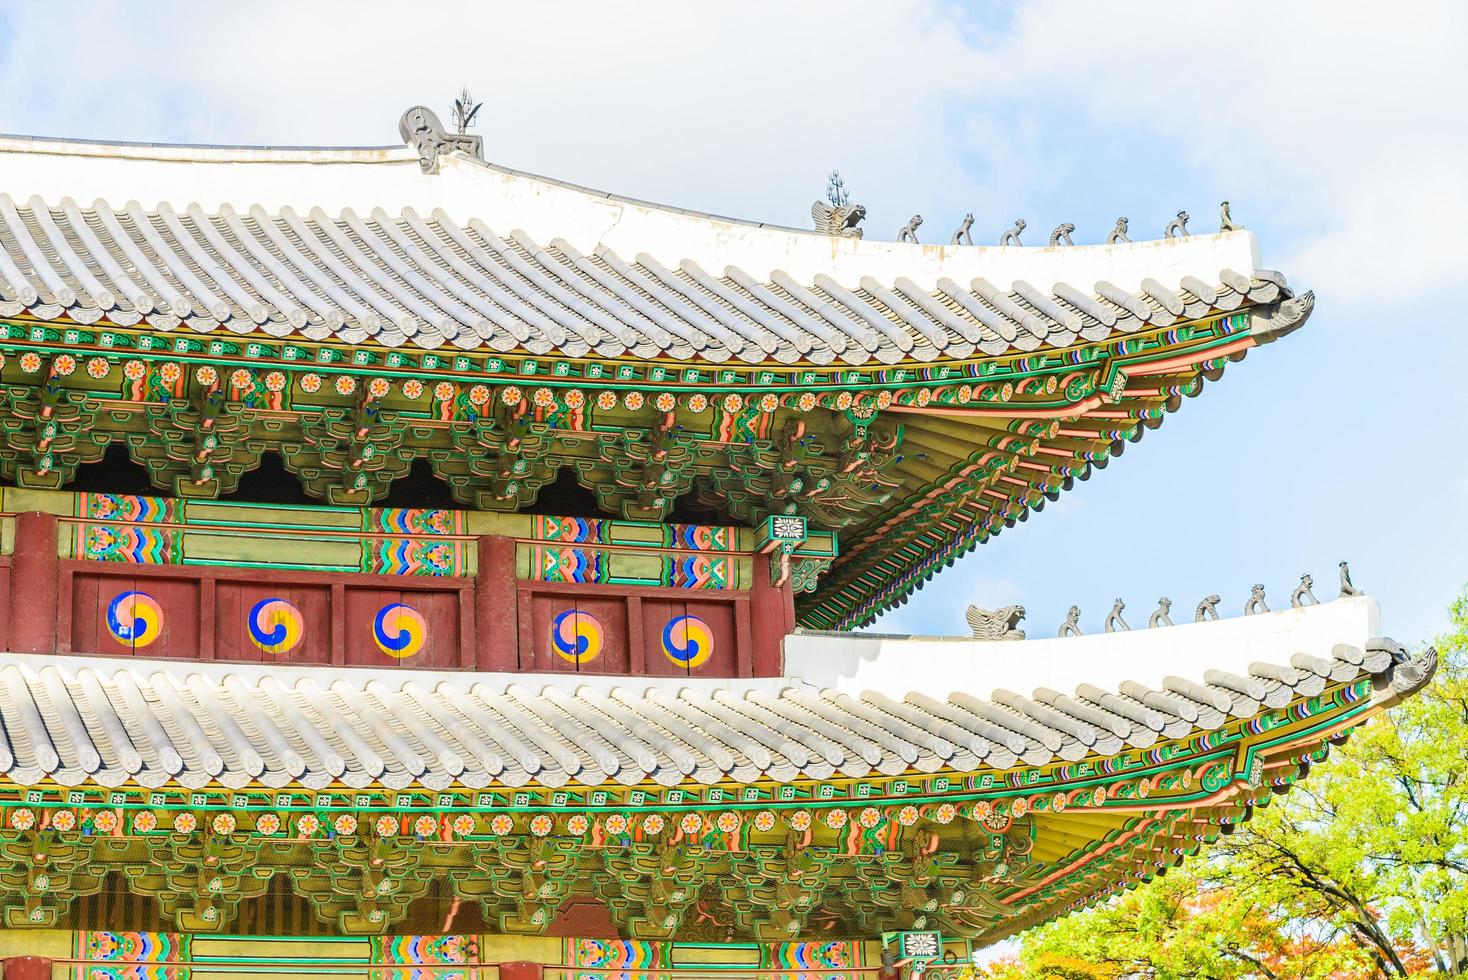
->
[73,573,199,659]
[342,587,460,669]
[215,581,331,665]
[529,592,630,674]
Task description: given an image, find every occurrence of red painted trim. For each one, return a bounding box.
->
[478,535,518,672]
[58,558,475,591]
[2,956,53,980]
[626,596,645,675]
[8,512,59,654]
[198,578,217,661]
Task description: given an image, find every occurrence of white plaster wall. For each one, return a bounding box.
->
[783,596,1381,699]
[0,138,1261,293]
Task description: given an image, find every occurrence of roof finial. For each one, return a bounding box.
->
[812,171,865,238]
[949,213,974,246]
[399,105,483,174]
[897,215,923,244]
[1165,210,1190,239]
[1219,200,1242,232]
[999,219,1026,247]
[1149,597,1173,628]
[1057,605,1082,638]
[452,87,483,135]
[1338,561,1363,597]
[1107,217,1130,244]
[1049,223,1075,247]
[965,604,1026,641]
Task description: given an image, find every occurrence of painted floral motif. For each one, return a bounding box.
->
[433,381,455,401]
[1089,786,1106,807]
[123,810,149,833]
[916,388,932,407]
[49,809,76,832]
[452,814,476,837]
[375,815,399,837]
[789,810,812,831]
[414,815,439,837]
[958,384,974,402]
[211,813,237,834]
[300,372,323,393]
[7,808,34,830]
[365,377,390,399]
[333,813,358,836]
[686,393,708,413]
[230,369,253,390]
[125,359,148,381]
[722,393,743,413]
[825,809,848,829]
[529,814,553,837]
[563,389,585,408]
[596,390,617,410]
[753,810,777,832]
[834,391,853,411]
[86,357,110,379]
[52,354,77,376]
[256,812,281,835]
[641,814,664,836]
[623,391,645,410]
[654,392,676,413]
[797,392,818,412]
[603,814,628,836]
[898,805,920,827]
[680,812,704,835]
[18,352,42,373]
[264,371,287,391]
[297,814,321,836]
[401,379,424,399]
[468,384,491,406]
[333,375,357,396]
[1052,792,1067,813]
[158,361,182,383]
[716,811,740,833]
[759,392,779,413]
[566,814,589,836]
[934,803,957,824]
[970,800,992,821]
[534,387,556,408]
[859,807,882,828]
[489,814,514,836]
[875,390,894,410]
[172,812,198,834]
[195,365,218,386]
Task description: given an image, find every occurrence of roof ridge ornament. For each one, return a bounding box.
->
[1049,223,1075,247]
[897,215,923,244]
[1107,217,1130,244]
[399,106,483,174]
[810,200,866,238]
[1164,210,1190,239]
[999,219,1025,247]
[1220,200,1243,232]
[949,213,974,246]
[1149,597,1173,628]
[964,604,1025,641]
[1338,561,1363,598]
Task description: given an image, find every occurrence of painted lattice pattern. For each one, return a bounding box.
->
[73,930,189,979]
[73,493,183,565]
[362,508,468,576]
[662,524,735,589]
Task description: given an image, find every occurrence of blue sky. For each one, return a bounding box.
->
[1,0,1463,644]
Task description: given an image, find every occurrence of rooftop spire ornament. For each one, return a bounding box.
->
[811,170,866,238]
[451,87,483,135]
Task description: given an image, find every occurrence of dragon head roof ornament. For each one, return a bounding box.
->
[399,106,484,174]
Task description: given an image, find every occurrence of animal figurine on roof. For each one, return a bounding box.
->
[1291,574,1319,608]
[1338,561,1363,597]
[1049,223,1075,247]
[1220,200,1242,232]
[999,219,1026,247]
[1195,594,1221,622]
[965,604,1026,641]
[1104,598,1129,632]
[1165,210,1190,238]
[1244,583,1269,616]
[1149,597,1173,628]
[950,213,975,246]
[811,200,867,239]
[898,215,924,244]
[399,106,484,174]
[1107,217,1130,244]
[1058,605,1082,637]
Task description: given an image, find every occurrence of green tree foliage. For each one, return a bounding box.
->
[990,589,1467,978]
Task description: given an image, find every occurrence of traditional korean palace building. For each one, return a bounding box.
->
[0,109,1434,977]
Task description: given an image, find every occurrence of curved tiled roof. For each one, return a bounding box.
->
[0,134,1294,365]
[0,599,1420,793]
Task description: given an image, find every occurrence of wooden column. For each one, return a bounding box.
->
[3,956,53,980]
[8,511,58,654]
[477,535,518,671]
[749,556,795,676]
